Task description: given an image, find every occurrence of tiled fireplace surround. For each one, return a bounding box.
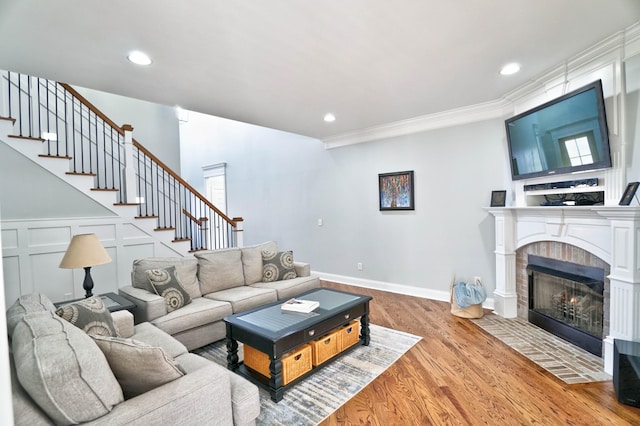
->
[488,207,640,375]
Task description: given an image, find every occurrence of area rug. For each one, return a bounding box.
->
[471,314,611,384]
[193,324,421,425]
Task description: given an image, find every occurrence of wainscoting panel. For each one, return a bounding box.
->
[1,217,185,305]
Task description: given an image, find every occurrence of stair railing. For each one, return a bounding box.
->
[1,71,239,251]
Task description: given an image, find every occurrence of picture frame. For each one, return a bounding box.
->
[619,182,640,206]
[490,190,507,207]
[379,171,414,211]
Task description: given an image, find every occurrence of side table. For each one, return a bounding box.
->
[54,292,136,313]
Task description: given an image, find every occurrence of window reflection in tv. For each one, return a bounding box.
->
[505,80,611,180]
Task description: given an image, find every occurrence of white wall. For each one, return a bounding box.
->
[180,113,509,298]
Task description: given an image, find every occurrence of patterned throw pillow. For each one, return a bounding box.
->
[146,266,192,313]
[92,335,185,399]
[55,295,120,337]
[262,250,298,282]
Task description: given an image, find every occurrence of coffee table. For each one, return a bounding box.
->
[224,288,372,402]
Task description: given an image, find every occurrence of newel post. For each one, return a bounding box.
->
[233,217,244,248]
[121,124,137,204]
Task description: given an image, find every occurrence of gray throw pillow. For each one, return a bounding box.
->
[262,250,298,282]
[131,257,202,299]
[146,266,192,313]
[92,335,185,399]
[55,295,120,337]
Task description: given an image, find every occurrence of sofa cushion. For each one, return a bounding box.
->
[6,293,55,338]
[55,295,120,337]
[204,286,277,313]
[151,297,233,336]
[241,241,278,285]
[92,335,185,399]
[262,250,298,282]
[132,321,188,359]
[12,311,123,424]
[250,275,321,300]
[146,266,192,313]
[196,248,245,293]
[132,257,202,299]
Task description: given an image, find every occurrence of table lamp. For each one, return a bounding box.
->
[59,233,112,298]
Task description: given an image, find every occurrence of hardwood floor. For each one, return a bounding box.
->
[319,281,640,425]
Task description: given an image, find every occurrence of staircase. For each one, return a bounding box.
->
[0,71,242,255]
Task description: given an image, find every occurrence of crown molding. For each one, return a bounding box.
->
[322,98,513,150]
[323,21,639,150]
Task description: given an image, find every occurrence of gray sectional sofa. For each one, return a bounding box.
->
[7,293,260,426]
[118,241,321,350]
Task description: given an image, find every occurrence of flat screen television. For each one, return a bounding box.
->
[505,80,611,181]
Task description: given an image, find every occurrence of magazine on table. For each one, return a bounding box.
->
[281,298,319,313]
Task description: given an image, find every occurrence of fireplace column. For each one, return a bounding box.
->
[488,208,518,318]
[596,207,640,375]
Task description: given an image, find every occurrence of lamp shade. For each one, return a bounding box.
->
[59,234,112,269]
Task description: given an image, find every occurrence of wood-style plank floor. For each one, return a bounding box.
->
[319,281,640,425]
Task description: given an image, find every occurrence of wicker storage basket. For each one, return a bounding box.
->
[311,329,341,366]
[338,320,361,351]
[244,344,312,385]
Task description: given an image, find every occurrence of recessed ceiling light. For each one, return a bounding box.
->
[128,51,152,66]
[500,63,520,76]
[324,113,336,123]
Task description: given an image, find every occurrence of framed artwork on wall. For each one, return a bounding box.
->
[619,182,640,205]
[379,170,414,211]
[490,190,507,207]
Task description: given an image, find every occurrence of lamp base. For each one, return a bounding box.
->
[83,266,94,298]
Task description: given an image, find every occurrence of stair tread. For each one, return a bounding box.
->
[66,171,97,176]
[39,154,72,159]
[9,134,43,142]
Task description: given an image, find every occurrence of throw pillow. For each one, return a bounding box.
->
[13,311,124,423]
[145,266,192,313]
[92,335,185,399]
[262,250,298,282]
[131,257,202,299]
[241,241,278,284]
[55,295,120,337]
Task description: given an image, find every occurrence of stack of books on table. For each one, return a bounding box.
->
[281,298,319,313]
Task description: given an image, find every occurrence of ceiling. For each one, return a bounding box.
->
[1,1,639,142]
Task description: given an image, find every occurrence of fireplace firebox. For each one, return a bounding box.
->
[527,255,604,357]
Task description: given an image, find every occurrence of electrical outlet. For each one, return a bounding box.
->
[64,293,73,301]
[357,262,363,271]
[474,276,482,285]
[317,218,323,226]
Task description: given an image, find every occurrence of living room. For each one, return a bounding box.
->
[2,2,640,424]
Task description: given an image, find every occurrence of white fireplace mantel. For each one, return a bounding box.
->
[487,206,640,374]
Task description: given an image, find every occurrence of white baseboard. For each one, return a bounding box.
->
[314,271,495,311]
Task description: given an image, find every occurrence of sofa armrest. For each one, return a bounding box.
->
[118,286,167,324]
[294,261,310,277]
[86,365,235,426]
[111,310,134,338]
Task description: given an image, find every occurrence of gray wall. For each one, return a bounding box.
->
[74,87,181,172]
[180,113,509,295]
[0,143,113,220]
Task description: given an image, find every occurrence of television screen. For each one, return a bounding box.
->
[505,80,611,180]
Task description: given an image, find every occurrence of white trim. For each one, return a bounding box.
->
[322,99,512,149]
[0,204,14,425]
[315,270,495,311]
